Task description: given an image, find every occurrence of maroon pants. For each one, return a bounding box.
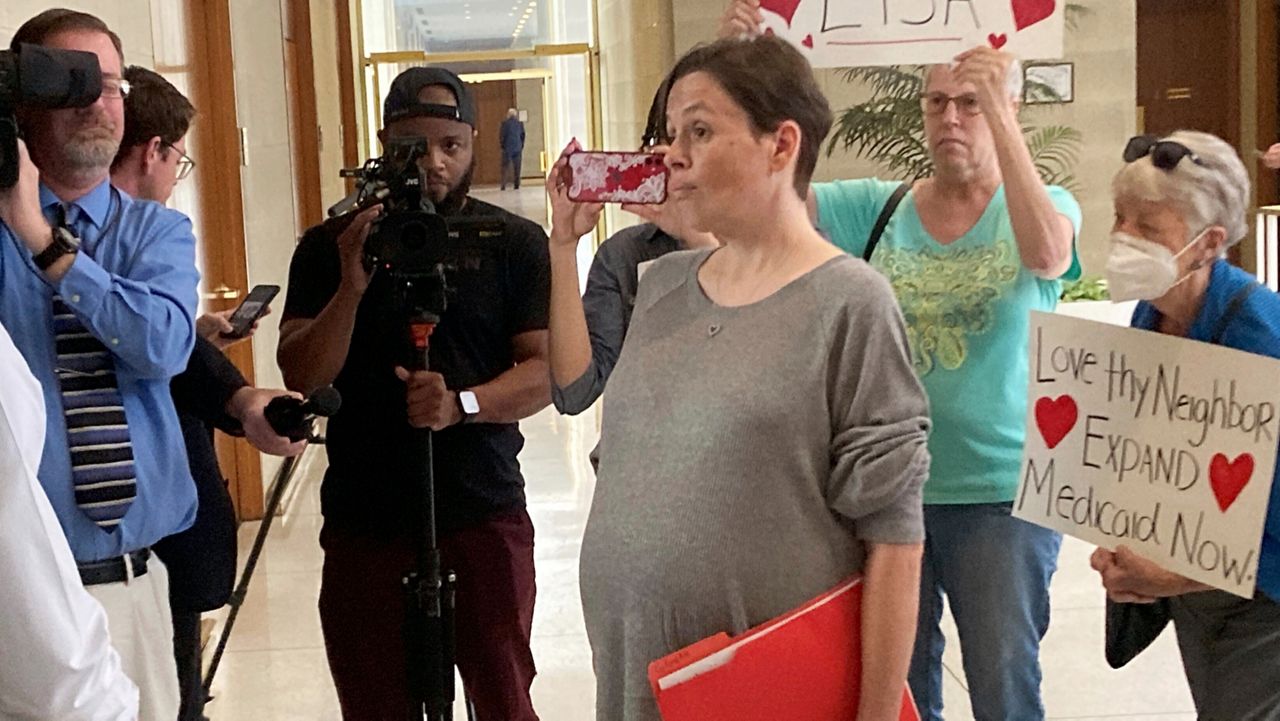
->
[319,511,540,721]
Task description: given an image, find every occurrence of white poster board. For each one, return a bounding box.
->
[759,0,1065,68]
[1014,312,1280,598]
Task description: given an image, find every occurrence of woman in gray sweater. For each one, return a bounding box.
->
[548,36,932,721]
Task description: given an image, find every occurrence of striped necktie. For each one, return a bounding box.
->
[50,203,137,529]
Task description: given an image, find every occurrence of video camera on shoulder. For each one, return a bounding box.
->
[0,43,104,188]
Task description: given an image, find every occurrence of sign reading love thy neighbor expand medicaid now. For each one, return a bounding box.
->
[758,0,1064,68]
[1014,311,1280,598]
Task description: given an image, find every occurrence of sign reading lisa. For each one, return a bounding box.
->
[1014,311,1280,598]
[758,0,1065,68]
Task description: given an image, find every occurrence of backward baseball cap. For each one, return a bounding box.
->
[383,67,477,127]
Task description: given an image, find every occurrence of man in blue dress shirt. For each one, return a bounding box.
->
[0,10,199,719]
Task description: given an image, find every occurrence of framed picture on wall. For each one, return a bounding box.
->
[1024,62,1075,104]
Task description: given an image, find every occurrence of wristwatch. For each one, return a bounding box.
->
[32,225,80,271]
[457,390,480,424]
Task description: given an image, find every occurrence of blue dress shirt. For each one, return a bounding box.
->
[0,179,199,562]
[1132,259,1280,602]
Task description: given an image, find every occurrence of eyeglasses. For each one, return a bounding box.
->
[1122,135,1206,170]
[920,92,982,117]
[100,77,131,100]
[167,144,196,181]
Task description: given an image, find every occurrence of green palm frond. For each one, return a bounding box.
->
[1024,125,1083,192]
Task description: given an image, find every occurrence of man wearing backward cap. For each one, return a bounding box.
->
[277,67,552,720]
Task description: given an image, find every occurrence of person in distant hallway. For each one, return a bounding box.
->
[501,107,526,190]
[110,64,306,721]
[1092,130,1280,721]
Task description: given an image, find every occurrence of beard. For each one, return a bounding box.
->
[426,159,475,216]
[64,116,120,172]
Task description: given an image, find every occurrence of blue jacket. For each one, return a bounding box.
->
[500,117,525,154]
[1132,259,1280,602]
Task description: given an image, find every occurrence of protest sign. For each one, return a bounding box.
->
[758,0,1065,67]
[1015,311,1280,598]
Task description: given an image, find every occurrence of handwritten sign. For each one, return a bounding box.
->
[759,0,1065,68]
[1014,312,1280,598]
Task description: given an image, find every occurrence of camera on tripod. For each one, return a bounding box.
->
[334,136,451,319]
[1,43,104,188]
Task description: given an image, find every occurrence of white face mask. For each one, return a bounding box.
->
[1104,229,1208,302]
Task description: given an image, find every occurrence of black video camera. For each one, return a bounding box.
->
[336,136,451,318]
[0,43,104,188]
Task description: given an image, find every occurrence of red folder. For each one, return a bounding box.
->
[647,577,920,721]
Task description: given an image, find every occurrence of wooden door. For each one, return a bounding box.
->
[470,80,518,187]
[282,0,324,232]
[1137,0,1240,146]
[1137,0,1242,266]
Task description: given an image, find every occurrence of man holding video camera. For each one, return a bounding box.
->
[0,9,200,720]
[278,67,551,720]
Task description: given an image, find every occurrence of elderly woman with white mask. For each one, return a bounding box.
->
[1091,130,1280,720]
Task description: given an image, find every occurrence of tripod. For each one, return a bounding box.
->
[401,311,473,721]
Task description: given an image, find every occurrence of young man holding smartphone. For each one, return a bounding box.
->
[110,65,305,721]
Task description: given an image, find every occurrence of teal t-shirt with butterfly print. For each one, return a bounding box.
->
[815,179,1082,505]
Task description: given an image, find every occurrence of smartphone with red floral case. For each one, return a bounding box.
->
[564,151,668,204]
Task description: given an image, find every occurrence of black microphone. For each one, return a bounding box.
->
[264,386,342,441]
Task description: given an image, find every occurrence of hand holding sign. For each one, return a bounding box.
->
[720,0,766,38]
[1017,312,1280,598]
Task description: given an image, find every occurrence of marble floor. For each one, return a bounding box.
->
[202,404,1197,721]
[472,184,550,230]
[201,186,1198,720]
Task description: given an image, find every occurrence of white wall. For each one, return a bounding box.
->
[1,1,158,69]
[228,0,301,483]
[311,0,349,209]
[516,77,547,177]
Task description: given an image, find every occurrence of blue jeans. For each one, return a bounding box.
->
[909,502,1061,721]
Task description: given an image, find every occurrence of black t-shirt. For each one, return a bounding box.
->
[282,198,550,537]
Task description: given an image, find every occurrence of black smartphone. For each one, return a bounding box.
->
[221,284,280,339]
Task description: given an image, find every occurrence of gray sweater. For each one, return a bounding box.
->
[580,248,932,721]
[552,223,680,415]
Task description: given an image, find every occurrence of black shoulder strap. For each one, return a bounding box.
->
[864,182,910,262]
[1211,282,1262,344]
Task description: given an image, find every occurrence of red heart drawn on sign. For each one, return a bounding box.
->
[760,0,803,28]
[1210,453,1254,512]
[988,33,1009,49]
[801,33,815,49]
[1035,395,1078,450]
[1011,0,1056,31]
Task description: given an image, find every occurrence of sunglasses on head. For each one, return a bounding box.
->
[1123,135,1206,170]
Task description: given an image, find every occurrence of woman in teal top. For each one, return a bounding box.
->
[722,6,1081,720]
[812,64,1081,721]
[1092,131,1280,720]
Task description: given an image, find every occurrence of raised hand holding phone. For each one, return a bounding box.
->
[547,140,604,249]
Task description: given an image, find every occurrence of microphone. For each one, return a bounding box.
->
[264,386,342,441]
